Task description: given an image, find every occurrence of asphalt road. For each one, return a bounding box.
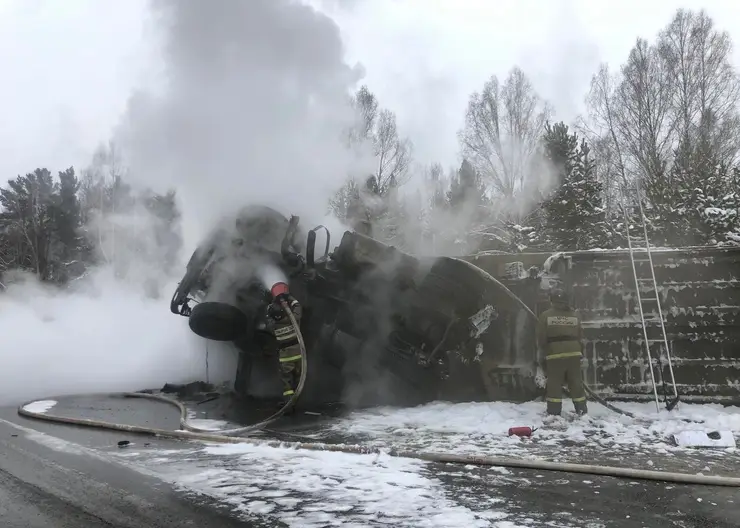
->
[0,399,257,527]
[0,392,738,527]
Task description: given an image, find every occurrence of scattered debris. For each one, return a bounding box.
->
[672,430,736,448]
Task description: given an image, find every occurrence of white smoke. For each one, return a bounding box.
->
[116,0,373,250]
[256,265,289,292]
[0,268,236,405]
[0,0,373,406]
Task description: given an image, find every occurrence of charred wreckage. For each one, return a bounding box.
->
[170,205,542,411]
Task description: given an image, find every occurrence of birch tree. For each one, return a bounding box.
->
[458,67,552,201]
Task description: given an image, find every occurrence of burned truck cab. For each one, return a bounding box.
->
[171,205,543,410]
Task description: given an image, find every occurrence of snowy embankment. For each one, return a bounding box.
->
[136,400,739,527]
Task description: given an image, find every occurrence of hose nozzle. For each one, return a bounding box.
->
[270,281,289,299]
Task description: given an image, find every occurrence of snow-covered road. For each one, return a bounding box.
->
[100,399,740,527]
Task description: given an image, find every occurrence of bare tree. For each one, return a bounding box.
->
[374,108,412,192]
[353,85,378,142]
[424,162,447,210]
[458,67,552,200]
[615,38,676,199]
[346,85,413,194]
[579,64,630,217]
[582,39,676,213]
[79,141,130,265]
[331,85,413,237]
[658,8,740,169]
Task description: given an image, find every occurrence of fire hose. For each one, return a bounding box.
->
[17,297,307,440]
[472,266,665,421]
[16,390,740,487]
[186,298,308,436]
[17,268,735,486]
[16,311,740,487]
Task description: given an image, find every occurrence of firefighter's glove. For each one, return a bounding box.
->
[274,293,294,305]
[267,302,285,320]
[535,365,547,389]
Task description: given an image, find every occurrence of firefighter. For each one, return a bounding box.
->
[537,286,588,417]
[267,284,304,404]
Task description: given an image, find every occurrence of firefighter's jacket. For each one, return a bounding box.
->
[537,304,583,361]
[272,298,302,349]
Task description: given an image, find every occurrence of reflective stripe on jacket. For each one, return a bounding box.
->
[537,306,583,359]
[273,299,302,349]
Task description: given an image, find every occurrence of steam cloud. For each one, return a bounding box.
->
[117,0,373,249]
[0,0,371,405]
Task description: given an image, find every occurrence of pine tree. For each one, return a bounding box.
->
[539,122,610,250]
[51,167,85,281]
[444,159,491,252]
[0,169,57,279]
[447,159,486,210]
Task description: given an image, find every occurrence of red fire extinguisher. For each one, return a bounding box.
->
[508,426,537,437]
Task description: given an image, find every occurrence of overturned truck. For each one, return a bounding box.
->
[170,205,542,409]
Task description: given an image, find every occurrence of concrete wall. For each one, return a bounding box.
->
[465,247,740,403]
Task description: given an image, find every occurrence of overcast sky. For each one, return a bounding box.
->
[3,0,740,181]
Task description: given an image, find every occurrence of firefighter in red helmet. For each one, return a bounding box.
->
[267,282,303,403]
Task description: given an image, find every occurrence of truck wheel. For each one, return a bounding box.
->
[188,301,249,341]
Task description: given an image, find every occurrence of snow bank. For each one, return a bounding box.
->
[21,400,57,414]
[325,400,740,458]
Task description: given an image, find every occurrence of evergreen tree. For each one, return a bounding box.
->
[0,162,184,286]
[539,122,610,250]
[0,169,57,279]
[447,159,486,211]
[51,167,85,281]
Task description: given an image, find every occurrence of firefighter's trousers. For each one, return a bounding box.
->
[279,343,302,399]
[545,353,587,416]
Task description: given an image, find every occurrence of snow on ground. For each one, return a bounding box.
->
[148,442,512,528]
[21,400,57,413]
[321,400,740,459]
[102,399,740,527]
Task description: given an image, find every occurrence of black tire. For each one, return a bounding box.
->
[188,301,249,341]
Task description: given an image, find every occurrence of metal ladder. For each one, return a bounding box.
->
[621,188,679,413]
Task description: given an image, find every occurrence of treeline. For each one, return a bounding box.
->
[333,8,740,255]
[4,8,740,286]
[0,143,181,286]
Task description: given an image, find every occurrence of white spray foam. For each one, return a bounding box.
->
[0,268,236,406]
[0,0,375,406]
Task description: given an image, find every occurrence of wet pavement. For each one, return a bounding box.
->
[0,403,253,527]
[1,392,739,527]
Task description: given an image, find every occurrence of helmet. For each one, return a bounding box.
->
[549,286,567,304]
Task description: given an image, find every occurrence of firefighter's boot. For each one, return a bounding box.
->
[574,399,588,416]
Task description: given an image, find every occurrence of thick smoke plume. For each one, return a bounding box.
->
[0,0,373,405]
[117,0,372,250]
